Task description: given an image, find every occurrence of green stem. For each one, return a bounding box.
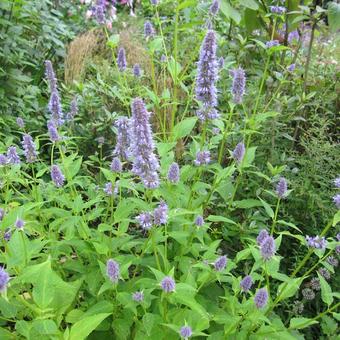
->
[270,198,281,235]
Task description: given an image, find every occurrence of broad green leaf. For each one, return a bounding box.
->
[289,317,318,330]
[328,2,340,32]
[259,198,274,219]
[207,215,236,225]
[242,0,258,10]
[234,199,262,209]
[277,278,302,300]
[220,0,241,23]
[69,313,111,340]
[172,117,197,140]
[317,273,333,306]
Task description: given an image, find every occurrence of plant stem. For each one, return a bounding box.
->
[270,198,281,235]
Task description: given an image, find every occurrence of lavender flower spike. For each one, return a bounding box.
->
[67,97,78,120]
[180,325,192,339]
[117,47,127,71]
[154,201,168,225]
[51,165,65,187]
[45,60,57,92]
[333,194,340,209]
[21,134,38,163]
[48,91,63,125]
[195,30,219,120]
[257,229,269,245]
[15,218,25,230]
[103,182,113,196]
[306,235,327,250]
[7,146,20,165]
[16,117,25,129]
[167,162,180,184]
[110,157,122,173]
[232,142,245,164]
[130,98,160,188]
[136,212,153,231]
[270,6,286,14]
[133,64,141,78]
[132,291,144,302]
[240,275,253,292]
[334,177,340,188]
[276,177,288,198]
[210,0,220,16]
[113,117,131,160]
[95,2,105,24]
[144,21,155,38]
[195,215,204,227]
[0,267,10,292]
[230,68,246,104]
[214,255,227,271]
[47,120,61,142]
[266,40,280,48]
[106,259,120,283]
[161,276,176,293]
[0,154,7,165]
[194,150,211,166]
[254,288,268,308]
[260,235,276,260]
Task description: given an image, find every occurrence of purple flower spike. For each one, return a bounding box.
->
[15,218,25,230]
[0,268,10,292]
[276,177,288,198]
[48,91,63,126]
[16,117,25,129]
[210,0,220,16]
[240,275,253,292]
[270,6,286,14]
[113,117,131,161]
[154,201,168,225]
[7,146,20,165]
[67,97,78,120]
[45,60,57,92]
[333,177,340,188]
[254,288,268,309]
[167,162,180,184]
[257,229,269,245]
[110,157,122,173]
[117,47,127,71]
[180,325,192,338]
[260,236,276,260]
[232,142,245,164]
[214,255,227,271]
[287,64,295,72]
[47,120,61,142]
[195,215,204,227]
[21,134,38,163]
[144,21,155,38]
[161,276,175,293]
[133,64,141,78]
[0,208,5,221]
[0,154,7,165]
[151,0,158,4]
[51,165,65,187]
[194,150,211,166]
[130,98,160,189]
[306,235,327,250]
[333,194,340,209]
[106,259,120,283]
[136,212,153,231]
[266,40,280,48]
[132,291,144,302]
[288,30,299,44]
[3,229,11,242]
[230,68,246,104]
[95,3,105,24]
[104,182,113,196]
[195,30,219,121]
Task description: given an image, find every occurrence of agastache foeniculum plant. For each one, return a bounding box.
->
[1,1,339,338]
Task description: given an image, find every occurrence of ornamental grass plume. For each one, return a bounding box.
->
[167,162,180,183]
[161,276,176,292]
[254,288,268,308]
[21,134,38,163]
[130,98,160,189]
[230,68,246,104]
[117,47,127,71]
[51,165,65,187]
[106,259,120,283]
[113,117,131,160]
[195,30,219,121]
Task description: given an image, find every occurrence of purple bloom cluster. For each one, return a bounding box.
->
[232,142,245,164]
[310,277,321,290]
[7,146,20,165]
[161,276,176,292]
[195,30,219,121]
[260,235,276,260]
[0,154,7,165]
[266,40,280,48]
[104,182,113,196]
[106,259,120,283]
[180,325,192,338]
[130,98,160,188]
[230,68,246,104]
[0,267,10,292]
[154,201,168,225]
[47,121,61,142]
[195,215,204,227]
[194,150,211,166]
[95,0,105,24]
[3,228,11,242]
[113,117,131,161]
[144,21,155,38]
[302,288,315,300]
[132,291,144,302]
[167,162,180,184]
[334,177,340,188]
[21,134,38,163]
[240,275,253,292]
[51,165,65,188]
[16,117,25,129]
[45,60,57,92]
[133,64,141,78]
[287,63,296,72]
[117,47,127,71]
[67,97,78,120]
[269,6,286,14]
[218,57,224,69]
[306,235,327,250]
[15,218,25,230]
[333,194,340,209]
[327,256,338,267]
[136,212,153,231]
[214,255,227,271]
[254,288,268,308]
[318,268,330,280]
[257,229,269,245]
[276,177,288,198]
[110,157,122,173]
[288,30,299,44]
[0,208,4,221]
[209,0,220,16]
[151,0,158,4]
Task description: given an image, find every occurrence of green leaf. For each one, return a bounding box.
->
[172,117,197,140]
[69,313,111,340]
[220,0,241,23]
[317,272,333,306]
[259,198,274,219]
[207,215,236,225]
[242,0,258,10]
[328,2,340,32]
[277,278,302,300]
[234,199,262,209]
[333,210,340,226]
[289,317,318,330]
